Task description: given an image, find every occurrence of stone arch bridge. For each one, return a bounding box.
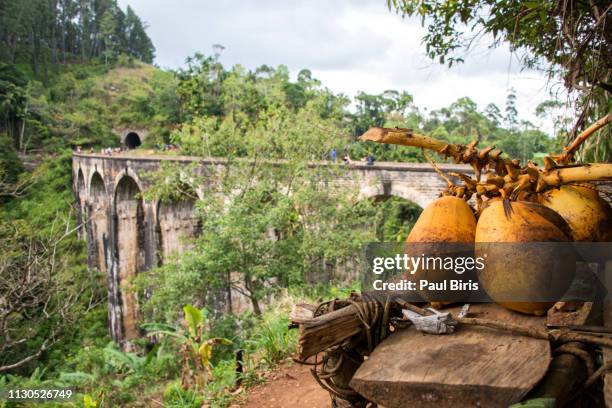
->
[72,153,471,344]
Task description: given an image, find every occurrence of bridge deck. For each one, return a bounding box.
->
[73,151,473,173]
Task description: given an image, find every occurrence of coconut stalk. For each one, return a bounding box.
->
[360,127,612,190]
[539,163,612,187]
[360,127,454,154]
[359,127,500,176]
[554,113,612,164]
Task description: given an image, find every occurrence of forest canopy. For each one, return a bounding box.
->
[0,0,155,77]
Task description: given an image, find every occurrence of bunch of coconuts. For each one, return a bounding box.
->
[361,114,612,316]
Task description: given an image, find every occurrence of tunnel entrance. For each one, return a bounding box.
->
[124,132,142,149]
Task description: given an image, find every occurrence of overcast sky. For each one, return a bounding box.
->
[117,0,565,131]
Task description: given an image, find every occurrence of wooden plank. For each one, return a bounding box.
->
[350,303,550,408]
[290,303,316,324]
[297,303,379,360]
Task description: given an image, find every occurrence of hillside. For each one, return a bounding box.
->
[1,60,177,155]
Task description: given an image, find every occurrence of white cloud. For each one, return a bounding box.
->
[118,0,560,132]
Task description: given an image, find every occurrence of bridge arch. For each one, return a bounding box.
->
[370,194,423,242]
[89,171,106,200]
[113,175,146,341]
[88,168,106,196]
[76,168,86,195]
[111,168,145,199]
[89,172,108,273]
[359,181,429,209]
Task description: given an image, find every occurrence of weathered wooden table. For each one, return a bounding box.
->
[350,303,551,408]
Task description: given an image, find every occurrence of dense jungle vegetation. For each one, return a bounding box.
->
[0,1,609,406]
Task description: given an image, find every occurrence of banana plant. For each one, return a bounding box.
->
[145,304,231,391]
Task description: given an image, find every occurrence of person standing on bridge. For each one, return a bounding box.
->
[330,148,337,162]
[343,151,351,165]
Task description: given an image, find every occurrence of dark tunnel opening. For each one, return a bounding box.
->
[124,132,142,149]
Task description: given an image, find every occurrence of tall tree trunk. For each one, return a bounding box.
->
[243,273,262,315]
[10,35,17,64]
[60,5,67,65]
[9,119,18,150]
[19,103,28,153]
[250,296,262,316]
[30,30,38,76]
[226,270,233,314]
[43,46,48,84]
[50,3,58,66]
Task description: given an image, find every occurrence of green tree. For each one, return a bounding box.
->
[374,197,422,242]
[100,9,118,64]
[177,53,227,121]
[387,0,611,161]
[0,134,24,191]
[352,90,414,136]
[283,68,321,111]
[0,64,28,149]
[139,102,375,319]
[0,0,155,72]
[0,152,104,374]
[442,97,490,143]
[484,103,502,127]
[124,5,155,63]
[536,99,571,148]
[504,88,518,131]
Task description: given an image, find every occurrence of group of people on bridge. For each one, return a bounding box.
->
[75,144,376,166]
[330,148,375,165]
[75,146,129,156]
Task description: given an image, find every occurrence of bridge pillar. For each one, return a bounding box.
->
[143,201,158,270]
[106,209,124,344]
[113,176,146,342]
[157,199,200,262]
